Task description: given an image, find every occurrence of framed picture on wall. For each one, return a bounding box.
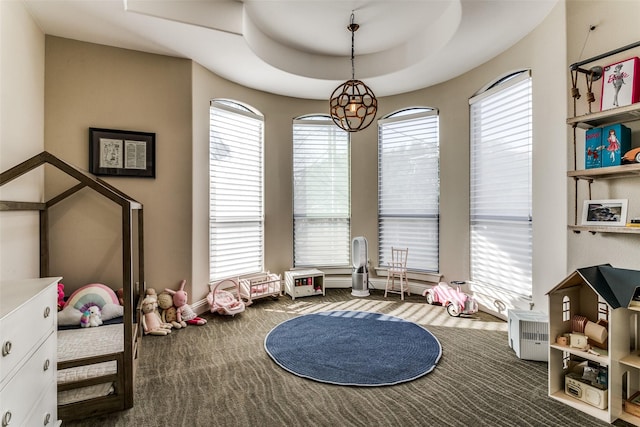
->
[581,199,628,226]
[89,127,156,178]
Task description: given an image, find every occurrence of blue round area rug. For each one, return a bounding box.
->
[264,310,442,386]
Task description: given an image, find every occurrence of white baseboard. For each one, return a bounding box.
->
[192,297,209,316]
[325,276,432,297]
[192,275,515,321]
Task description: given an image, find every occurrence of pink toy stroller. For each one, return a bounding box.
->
[207,278,245,316]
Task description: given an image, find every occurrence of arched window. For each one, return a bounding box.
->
[292,114,350,267]
[209,99,264,280]
[378,107,439,272]
[469,70,532,297]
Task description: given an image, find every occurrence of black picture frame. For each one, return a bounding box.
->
[89,127,156,178]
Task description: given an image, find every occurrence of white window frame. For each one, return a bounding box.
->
[469,70,532,298]
[378,108,440,272]
[209,99,264,281]
[292,115,350,268]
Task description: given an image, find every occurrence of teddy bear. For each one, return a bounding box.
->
[165,279,207,326]
[141,295,172,336]
[158,291,186,329]
[80,305,103,328]
[116,288,125,306]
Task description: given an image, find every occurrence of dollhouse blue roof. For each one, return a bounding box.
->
[553,264,640,309]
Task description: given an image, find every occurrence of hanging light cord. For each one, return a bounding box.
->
[349,11,358,80]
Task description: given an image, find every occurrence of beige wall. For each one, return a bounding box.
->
[0,1,45,281]
[43,38,193,295]
[2,1,638,314]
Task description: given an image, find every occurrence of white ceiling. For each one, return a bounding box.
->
[23,0,558,100]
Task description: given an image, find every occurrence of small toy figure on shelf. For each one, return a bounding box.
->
[166,280,207,326]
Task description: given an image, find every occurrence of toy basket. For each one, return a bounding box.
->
[207,278,245,316]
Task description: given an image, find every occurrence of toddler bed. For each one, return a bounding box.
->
[56,282,143,421]
[239,272,282,305]
[0,151,145,422]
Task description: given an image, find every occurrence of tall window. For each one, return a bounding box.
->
[209,100,264,281]
[378,108,439,272]
[293,115,350,267]
[469,71,532,297]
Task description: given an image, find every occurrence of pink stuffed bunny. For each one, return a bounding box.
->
[165,280,207,326]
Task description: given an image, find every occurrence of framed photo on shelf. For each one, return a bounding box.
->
[89,127,156,178]
[581,199,628,226]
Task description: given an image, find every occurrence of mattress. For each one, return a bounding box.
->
[57,323,123,405]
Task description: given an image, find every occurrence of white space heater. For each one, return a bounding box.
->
[508,309,549,362]
[351,236,369,297]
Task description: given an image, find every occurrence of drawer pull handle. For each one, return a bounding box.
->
[43,306,51,318]
[43,413,51,425]
[2,411,11,426]
[44,358,50,371]
[1,341,11,357]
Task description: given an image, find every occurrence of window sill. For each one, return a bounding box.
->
[373,268,442,283]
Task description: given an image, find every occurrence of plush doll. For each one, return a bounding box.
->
[141,296,172,336]
[57,283,66,311]
[158,291,186,329]
[146,288,161,316]
[80,306,103,328]
[146,288,158,303]
[165,280,207,326]
[163,306,185,329]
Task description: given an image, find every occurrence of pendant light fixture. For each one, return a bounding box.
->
[329,12,378,132]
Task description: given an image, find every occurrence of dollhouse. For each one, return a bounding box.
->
[547,264,640,424]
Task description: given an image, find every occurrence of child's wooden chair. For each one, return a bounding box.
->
[384,247,410,300]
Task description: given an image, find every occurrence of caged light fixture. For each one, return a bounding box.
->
[329,12,378,132]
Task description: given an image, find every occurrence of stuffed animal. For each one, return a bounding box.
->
[141,296,172,336]
[146,288,158,303]
[163,306,185,329]
[145,288,161,317]
[80,305,103,328]
[165,280,207,326]
[158,291,186,329]
[116,288,125,306]
[57,283,66,311]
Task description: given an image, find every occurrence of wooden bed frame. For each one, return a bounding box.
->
[0,151,145,421]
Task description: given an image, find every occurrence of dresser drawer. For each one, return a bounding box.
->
[0,331,56,425]
[24,380,58,427]
[0,283,56,382]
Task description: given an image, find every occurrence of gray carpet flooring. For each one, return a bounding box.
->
[62,288,615,427]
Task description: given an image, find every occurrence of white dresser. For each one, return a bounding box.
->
[0,277,61,427]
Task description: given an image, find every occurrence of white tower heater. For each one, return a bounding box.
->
[351,236,369,297]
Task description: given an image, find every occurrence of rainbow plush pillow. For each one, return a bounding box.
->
[58,283,123,326]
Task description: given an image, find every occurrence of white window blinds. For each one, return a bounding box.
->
[209,100,264,281]
[469,72,532,297]
[293,116,350,267]
[378,109,440,272]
